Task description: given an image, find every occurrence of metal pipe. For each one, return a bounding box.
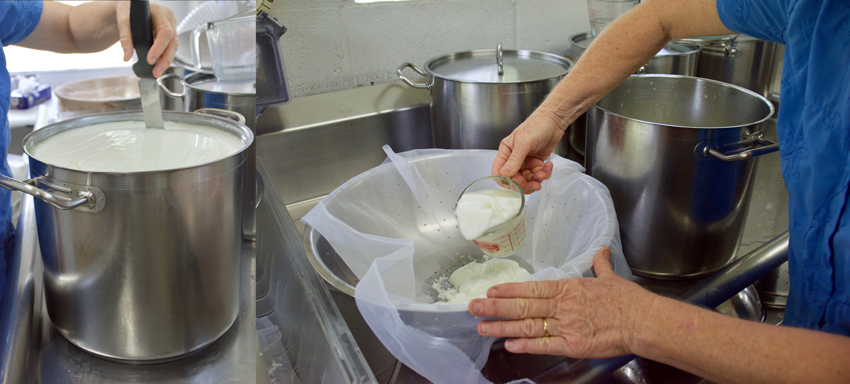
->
[533,232,790,383]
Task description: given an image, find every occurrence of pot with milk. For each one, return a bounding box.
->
[0,110,252,362]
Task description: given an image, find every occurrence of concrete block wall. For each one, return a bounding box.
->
[273,0,591,98]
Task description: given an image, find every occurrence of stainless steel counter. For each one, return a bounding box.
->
[0,195,257,383]
[257,82,791,384]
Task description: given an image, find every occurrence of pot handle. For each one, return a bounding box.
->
[497,42,504,76]
[156,73,184,99]
[705,138,779,161]
[194,108,247,125]
[636,65,648,74]
[396,63,430,90]
[0,175,100,211]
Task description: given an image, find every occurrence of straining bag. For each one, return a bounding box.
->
[302,146,632,384]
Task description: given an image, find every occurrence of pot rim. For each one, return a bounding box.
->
[571,31,701,57]
[23,110,254,176]
[592,74,775,130]
[423,48,573,85]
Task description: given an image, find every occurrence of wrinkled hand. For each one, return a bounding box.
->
[492,111,566,194]
[468,248,656,359]
[115,1,178,77]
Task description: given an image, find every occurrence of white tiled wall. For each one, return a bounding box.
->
[274,0,590,98]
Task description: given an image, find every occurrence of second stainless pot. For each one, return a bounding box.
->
[398,44,572,150]
[674,34,778,98]
[0,110,253,361]
[586,75,776,279]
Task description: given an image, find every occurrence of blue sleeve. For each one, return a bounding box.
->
[0,1,43,46]
[716,0,788,44]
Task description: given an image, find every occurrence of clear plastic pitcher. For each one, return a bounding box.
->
[587,0,639,37]
[191,15,256,81]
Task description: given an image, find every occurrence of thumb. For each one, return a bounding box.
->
[592,248,615,278]
[500,139,533,177]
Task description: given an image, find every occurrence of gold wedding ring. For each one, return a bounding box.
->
[543,318,550,338]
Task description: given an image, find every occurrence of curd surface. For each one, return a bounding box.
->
[433,257,530,304]
[30,121,245,172]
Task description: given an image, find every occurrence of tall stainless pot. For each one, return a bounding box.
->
[674,35,778,98]
[0,110,253,361]
[158,72,258,240]
[566,32,701,164]
[586,75,776,278]
[398,44,572,149]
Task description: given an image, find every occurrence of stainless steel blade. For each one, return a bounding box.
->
[137,78,164,128]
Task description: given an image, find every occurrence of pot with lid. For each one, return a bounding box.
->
[0,109,253,362]
[673,34,778,98]
[397,43,572,149]
[586,75,776,278]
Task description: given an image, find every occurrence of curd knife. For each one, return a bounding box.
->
[131,1,164,129]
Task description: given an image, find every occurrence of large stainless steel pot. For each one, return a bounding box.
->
[397,44,572,149]
[0,109,253,362]
[586,75,776,278]
[565,32,701,164]
[674,34,778,98]
[158,72,258,240]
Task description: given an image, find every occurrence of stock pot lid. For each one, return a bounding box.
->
[425,49,571,84]
[184,73,256,95]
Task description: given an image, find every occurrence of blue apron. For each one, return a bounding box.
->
[718,0,850,335]
[0,1,43,304]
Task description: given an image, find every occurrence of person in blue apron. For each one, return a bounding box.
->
[0,1,177,308]
[472,0,850,381]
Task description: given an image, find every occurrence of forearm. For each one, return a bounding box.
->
[633,295,850,383]
[536,0,734,129]
[18,1,119,53]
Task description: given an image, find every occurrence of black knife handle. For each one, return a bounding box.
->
[131,0,155,79]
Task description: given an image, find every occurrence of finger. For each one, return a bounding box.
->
[115,2,133,62]
[492,138,516,177]
[148,13,176,65]
[592,247,615,278]
[468,297,557,319]
[520,180,542,194]
[531,162,554,182]
[501,138,534,178]
[487,280,566,299]
[152,37,179,77]
[477,318,551,338]
[504,337,563,355]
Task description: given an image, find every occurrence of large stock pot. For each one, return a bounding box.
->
[397,44,572,149]
[586,75,776,278]
[0,109,253,362]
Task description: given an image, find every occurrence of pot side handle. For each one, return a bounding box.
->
[705,138,779,161]
[0,175,98,211]
[194,108,247,125]
[396,63,430,90]
[156,73,184,99]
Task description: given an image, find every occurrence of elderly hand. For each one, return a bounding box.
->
[491,110,565,194]
[468,248,656,359]
[115,1,178,77]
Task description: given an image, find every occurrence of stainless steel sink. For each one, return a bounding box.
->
[257,81,787,383]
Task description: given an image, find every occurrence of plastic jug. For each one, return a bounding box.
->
[191,15,256,81]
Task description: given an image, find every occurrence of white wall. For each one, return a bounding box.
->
[274,0,591,98]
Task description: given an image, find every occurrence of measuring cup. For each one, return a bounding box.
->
[455,176,527,258]
[191,15,256,81]
[586,0,639,37]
